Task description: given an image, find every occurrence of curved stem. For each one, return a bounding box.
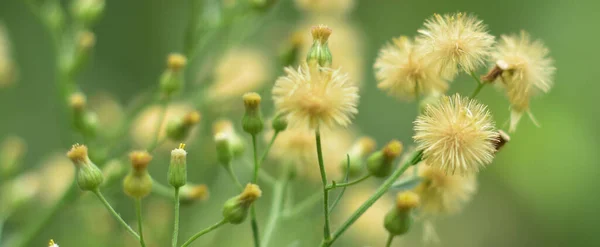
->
[260,131,280,164]
[326,174,371,190]
[180,219,228,247]
[135,199,147,247]
[321,151,423,247]
[250,134,261,247]
[282,192,321,219]
[469,71,486,99]
[93,190,140,240]
[385,234,394,247]
[172,187,181,247]
[328,155,351,212]
[225,163,243,189]
[152,180,175,199]
[315,129,332,242]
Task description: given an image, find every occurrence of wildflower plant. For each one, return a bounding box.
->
[0,0,556,246]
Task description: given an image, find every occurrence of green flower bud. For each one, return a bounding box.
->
[167,111,201,141]
[213,120,245,158]
[123,151,153,199]
[384,191,420,236]
[101,159,126,187]
[67,144,104,191]
[71,0,105,27]
[160,53,187,98]
[306,25,332,67]
[180,184,210,204]
[168,144,188,188]
[366,140,403,178]
[222,184,262,224]
[271,114,288,132]
[341,137,376,177]
[67,31,96,77]
[242,92,264,135]
[215,133,233,165]
[69,92,98,138]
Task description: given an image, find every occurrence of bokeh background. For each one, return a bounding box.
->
[0,0,598,246]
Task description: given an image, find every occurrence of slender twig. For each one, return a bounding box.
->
[152,180,175,199]
[326,174,371,191]
[148,99,169,152]
[320,151,423,247]
[469,71,486,99]
[328,155,351,212]
[225,163,243,189]
[172,187,181,247]
[315,129,332,242]
[282,192,321,219]
[260,131,280,164]
[93,190,140,240]
[180,219,228,247]
[250,134,261,247]
[135,199,147,247]
[385,234,395,247]
[261,167,291,247]
[243,158,276,185]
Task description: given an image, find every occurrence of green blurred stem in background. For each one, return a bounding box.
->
[93,189,140,241]
[261,165,293,247]
[136,199,147,247]
[469,71,487,99]
[385,234,395,247]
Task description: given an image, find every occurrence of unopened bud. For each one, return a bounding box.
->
[160,53,187,97]
[342,137,376,177]
[69,92,98,137]
[123,151,153,199]
[306,25,332,67]
[213,120,246,158]
[384,191,419,236]
[180,184,210,203]
[366,140,403,178]
[242,92,264,135]
[167,111,201,141]
[222,183,262,224]
[67,144,104,191]
[71,0,105,27]
[101,159,125,187]
[271,114,288,132]
[215,133,233,165]
[493,130,511,152]
[168,143,188,188]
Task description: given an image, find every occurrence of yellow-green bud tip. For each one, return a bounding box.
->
[78,31,96,50]
[396,191,420,210]
[69,92,87,111]
[311,25,332,44]
[171,144,188,160]
[67,144,88,164]
[357,137,376,155]
[183,111,201,126]
[383,140,403,159]
[243,92,262,109]
[239,183,262,203]
[167,53,187,72]
[129,150,152,171]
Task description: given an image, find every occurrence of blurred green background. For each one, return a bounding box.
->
[0,0,598,246]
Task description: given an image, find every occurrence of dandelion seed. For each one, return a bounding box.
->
[490,31,555,132]
[417,13,495,79]
[375,36,448,101]
[414,94,497,175]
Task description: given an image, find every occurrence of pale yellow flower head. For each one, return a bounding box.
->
[414,94,497,175]
[417,13,495,79]
[491,31,555,132]
[375,36,448,101]
[272,63,359,129]
[294,0,355,17]
[206,48,271,106]
[412,163,477,215]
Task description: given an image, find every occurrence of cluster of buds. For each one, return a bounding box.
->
[384,191,420,236]
[222,183,262,224]
[67,144,104,191]
[160,53,187,98]
[366,140,403,177]
[69,92,98,138]
[167,110,201,141]
[123,151,153,199]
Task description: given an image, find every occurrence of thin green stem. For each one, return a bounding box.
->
[315,129,332,241]
[148,99,169,152]
[321,151,423,247]
[172,187,181,247]
[328,155,351,213]
[135,199,147,247]
[326,174,371,190]
[260,131,280,165]
[261,168,291,247]
[469,71,486,99]
[250,134,261,247]
[152,180,175,199]
[282,192,321,219]
[385,234,395,247]
[180,219,228,247]
[225,163,243,189]
[243,158,276,185]
[93,190,140,240]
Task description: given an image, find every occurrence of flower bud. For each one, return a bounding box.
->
[366,140,403,178]
[168,144,188,188]
[0,135,27,178]
[123,151,153,199]
[67,144,104,191]
[279,31,303,67]
[160,53,187,98]
[215,133,233,165]
[180,184,210,203]
[242,92,264,135]
[213,120,245,158]
[166,110,201,141]
[341,137,376,177]
[271,114,288,132]
[71,0,105,27]
[69,92,98,137]
[101,159,126,187]
[222,183,262,224]
[306,25,332,67]
[384,191,420,236]
[67,31,96,76]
